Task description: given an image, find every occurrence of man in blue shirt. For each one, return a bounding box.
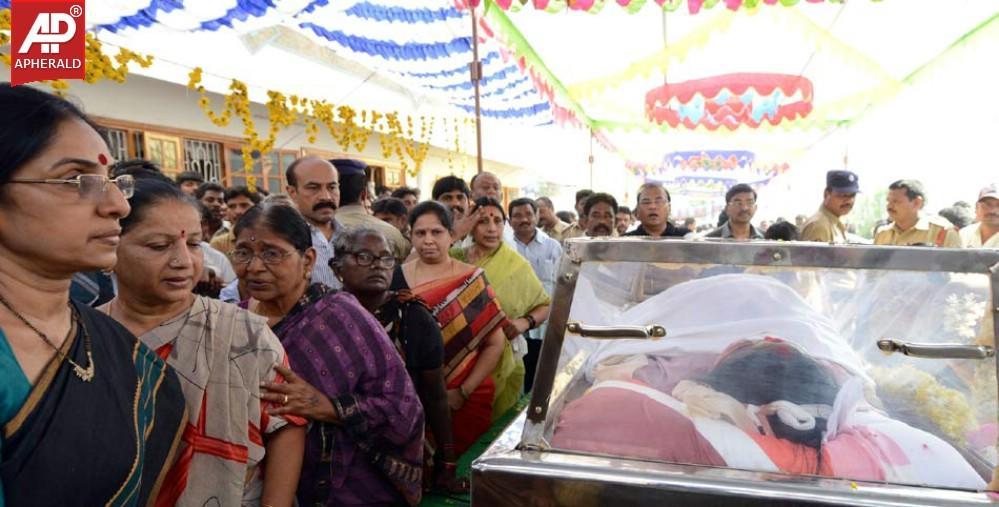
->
[509,197,563,391]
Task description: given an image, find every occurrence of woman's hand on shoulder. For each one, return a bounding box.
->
[261,365,338,423]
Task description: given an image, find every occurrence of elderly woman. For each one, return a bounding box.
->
[235,204,425,506]
[0,85,186,505]
[451,197,552,419]
[393,201,506,455]
[333,227,464,491]
[100,178,305,506]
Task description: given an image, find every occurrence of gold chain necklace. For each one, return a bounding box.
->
[0,294,95,382]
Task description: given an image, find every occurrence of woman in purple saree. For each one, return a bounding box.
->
[235,203,425,506]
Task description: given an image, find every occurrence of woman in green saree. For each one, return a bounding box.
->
[450,197,551,419]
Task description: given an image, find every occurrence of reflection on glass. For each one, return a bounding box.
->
[548,263,995,491]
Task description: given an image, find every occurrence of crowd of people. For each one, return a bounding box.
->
[3,85,999,507]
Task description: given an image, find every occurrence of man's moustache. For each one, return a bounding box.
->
[313,202,337,211]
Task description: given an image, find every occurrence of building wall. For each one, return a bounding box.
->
[1,67,526,202]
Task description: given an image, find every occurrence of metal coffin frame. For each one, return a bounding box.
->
[472,238,999,506]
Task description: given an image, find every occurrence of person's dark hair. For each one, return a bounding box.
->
[717,210,729,227]
[196,201,216,225]
[701,340,837,449]
[725,183,757,204]
[372,197,407,218]
[339,171,369,205]
[255,186,270,197]
[175,171,204,186]
[584,192,618,217]
[375,184,390,196]
[225,185,262,205]
[574,189,594,206]
[471,196,507,221]
[939,206,974,229]
[536,196,554,209]
[391,186,419,200]
[195,182,225,199]
[0,85,97,189]
[409,200,453,231]
[683,217,696,227]
[764,221,799,241]
[332,227,389,269]
[432,176,470,200]
[556,211,575,223]
[636,183,671,205]
[954,200,972,210]
[888,179,926,202]
[111,159,164,179]
[120,178,197,235]
[617,205,632,216]
[235,203,312,253]
[508,197,537,217]
[112,159,175,185]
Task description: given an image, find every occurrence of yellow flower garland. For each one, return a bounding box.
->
[0,14,466,179]
[870,365,976,445]
[187,67,448,179]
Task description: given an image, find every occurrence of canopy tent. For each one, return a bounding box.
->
[2,0,997,216]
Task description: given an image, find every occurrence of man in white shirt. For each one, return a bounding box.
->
[509,197,562,391]
[960,184,999,248]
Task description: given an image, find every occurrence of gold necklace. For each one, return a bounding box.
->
[0,293,94,382]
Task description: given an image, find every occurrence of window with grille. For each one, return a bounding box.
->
[228,148,292,194]
[96,127,129,163]
[184,139,223,182]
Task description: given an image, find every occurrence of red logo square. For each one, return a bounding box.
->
[10,0,86,86]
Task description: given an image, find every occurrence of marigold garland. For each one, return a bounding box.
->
[187,66,447,178]
[0,11,461,179]
[870,365,976,445]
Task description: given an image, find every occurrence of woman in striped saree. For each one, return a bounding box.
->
[393,201,507,455]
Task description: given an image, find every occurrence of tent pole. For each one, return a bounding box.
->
[470,3,484,175]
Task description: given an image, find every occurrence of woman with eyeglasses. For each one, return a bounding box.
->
[99,177,306,507]
[0,85,186,505]
[393,201,506,456]
[332,227,465,493]
[450,197,551,420]
[235,204,425,506]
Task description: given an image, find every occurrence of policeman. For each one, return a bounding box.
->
[800,170,859,243]
[874,179,961,247]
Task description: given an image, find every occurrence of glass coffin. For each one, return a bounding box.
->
[472,239,999,506]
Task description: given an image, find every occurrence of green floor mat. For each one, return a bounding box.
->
[419,395,530,506]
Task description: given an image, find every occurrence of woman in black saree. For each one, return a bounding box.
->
[0,85,187,506]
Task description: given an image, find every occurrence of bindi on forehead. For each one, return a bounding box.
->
[97,153,108,166]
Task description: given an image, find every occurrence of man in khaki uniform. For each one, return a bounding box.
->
[874,179,961,247]
[536,197,570,242]
[800,170,859,243]
[332,158,412,261]
[561,189,593,241]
